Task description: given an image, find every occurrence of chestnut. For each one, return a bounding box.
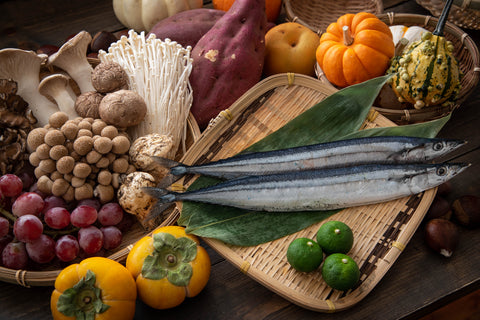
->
[424,218,459,258]
[452,195,480,229]
[425,195,452,221]
[90,31,118,53]
[436,181,452,197]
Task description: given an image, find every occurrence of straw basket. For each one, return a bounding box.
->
[284,0,384,34]
[0,58,201,287]
[373,13,480,124]
[166,73,437,312]
[416,0,480,29]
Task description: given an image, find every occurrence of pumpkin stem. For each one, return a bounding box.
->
[342,26,354,46]
[433,0,453,36]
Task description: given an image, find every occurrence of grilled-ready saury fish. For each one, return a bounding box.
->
[144,162,469,217]
[155,136,465,186]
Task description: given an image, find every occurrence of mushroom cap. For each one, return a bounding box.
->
[47,31,95,93]
[99,89,147,127]
[92,61,129,93]
[38,74,71,97]
[75,91,104,119]
[0,48,47,81]
[48,31,92,70]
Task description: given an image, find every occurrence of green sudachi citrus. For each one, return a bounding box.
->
[316,220,354,255]
[321,253,360,291]
[286,238,323,272]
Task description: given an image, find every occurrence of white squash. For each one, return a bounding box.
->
[389,25,429,47]
[113,0,203,32]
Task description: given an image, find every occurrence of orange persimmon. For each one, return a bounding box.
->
[126,225,211,310]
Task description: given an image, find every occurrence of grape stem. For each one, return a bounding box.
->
[0,206,16,222]
[0,206,79,238]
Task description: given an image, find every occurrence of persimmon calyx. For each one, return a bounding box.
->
[56,270,110,320]
[142,232,198,286]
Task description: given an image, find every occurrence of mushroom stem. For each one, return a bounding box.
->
[38,74,79,119]
[343,26,354,46]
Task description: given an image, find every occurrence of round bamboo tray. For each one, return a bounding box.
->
[284,0,384,34]
[416,0,480,29]
[166,73,437,312]
[0,57,201,287]
[374,13,480,124]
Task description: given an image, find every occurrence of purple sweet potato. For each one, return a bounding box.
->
[148,9,225,49]
[189,0,267,129]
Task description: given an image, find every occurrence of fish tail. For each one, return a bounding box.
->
[151,156,188,188]
[142,187,178,221]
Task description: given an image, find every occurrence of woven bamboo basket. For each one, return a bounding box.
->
[416,0,480,29]
[166,73,437,312]
[373,13,480,124]
[0,58,201,287]
[284,0,384,34]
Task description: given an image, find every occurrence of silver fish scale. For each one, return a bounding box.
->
[171,163,468,212]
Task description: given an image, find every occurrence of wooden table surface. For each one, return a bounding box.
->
[1,1,479,319]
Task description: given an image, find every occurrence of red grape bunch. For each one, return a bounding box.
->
[0,173,127,270]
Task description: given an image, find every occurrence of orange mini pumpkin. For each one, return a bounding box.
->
[212,0,282,22]
[316,12,395,88]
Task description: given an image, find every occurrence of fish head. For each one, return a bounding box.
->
[407,163,470,193]
[428,162,470,185]
[422,139,466,160]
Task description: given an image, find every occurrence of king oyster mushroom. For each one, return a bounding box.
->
[0,48,59,126]
[47,31,95,93]
[38,73,78,119]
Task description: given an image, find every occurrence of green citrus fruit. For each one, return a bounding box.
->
[321,253,360,291]
[286,238,323,272]
[316,220,354,255]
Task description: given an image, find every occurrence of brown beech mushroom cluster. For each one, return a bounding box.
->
[27,111,135,203]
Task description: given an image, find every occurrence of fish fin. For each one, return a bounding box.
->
[142,187,177,221]
[151,156,188,188]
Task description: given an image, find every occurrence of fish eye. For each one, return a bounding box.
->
[436,166,448,176]
[433,142,444,151]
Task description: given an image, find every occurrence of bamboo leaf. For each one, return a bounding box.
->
[179,75,450,247]
[340,114,451,140]
[245,74,393,152]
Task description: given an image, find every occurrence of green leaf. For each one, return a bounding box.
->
[184,204,338,246]
[340,114,451,140]
[245,74,393,152]
[179,75,450,247]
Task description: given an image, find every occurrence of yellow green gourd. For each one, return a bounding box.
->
[387,0,462,109]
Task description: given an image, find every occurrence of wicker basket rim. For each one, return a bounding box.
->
[171,72,436,312]
[283,0,384,34]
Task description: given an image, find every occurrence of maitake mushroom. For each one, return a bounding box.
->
[0,79,36,175]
